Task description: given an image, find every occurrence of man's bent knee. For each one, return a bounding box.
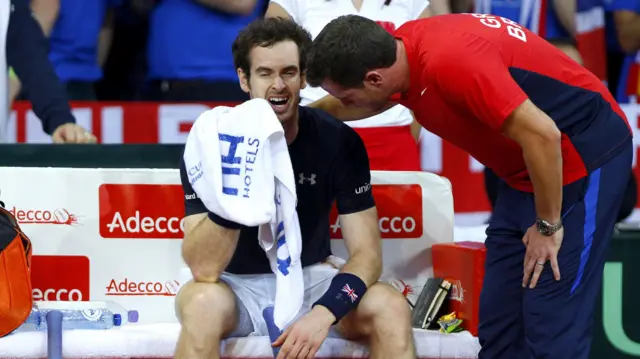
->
[175,280,238,337]
[181,253,224,284]
[339,282,412,339]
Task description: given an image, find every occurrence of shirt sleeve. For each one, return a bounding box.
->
[331,127,376,215]
[179,156,208,216]
[411,0,430,19]
[429,35,529,131]
[605,0,640,11]
[7,0,76,135]
[268,0,301,22]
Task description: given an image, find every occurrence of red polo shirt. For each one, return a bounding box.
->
[393,14,631,192]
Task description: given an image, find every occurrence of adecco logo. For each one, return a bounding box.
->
[105,278,180,296]
[8,207,79,225]
[99,184,185,239]
[31,255,90,301]
[330,184,423,239]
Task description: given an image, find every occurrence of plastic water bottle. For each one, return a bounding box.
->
[12,301,139,333]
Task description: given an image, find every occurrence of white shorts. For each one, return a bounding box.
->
[179,256,345,337]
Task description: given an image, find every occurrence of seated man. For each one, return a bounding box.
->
[176,18,415,359]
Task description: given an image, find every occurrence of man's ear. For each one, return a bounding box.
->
[237,68,250,93]
[364,71,384,88]
[300,71,307,90]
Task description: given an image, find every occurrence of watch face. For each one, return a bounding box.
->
[537,220,560,236]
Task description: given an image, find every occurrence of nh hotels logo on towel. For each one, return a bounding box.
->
[329,184,423,239]
[99,184,185,239]
[218,133,260,198]
[31,255,91,301]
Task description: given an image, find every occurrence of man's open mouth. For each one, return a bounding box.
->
[268,96,290,113]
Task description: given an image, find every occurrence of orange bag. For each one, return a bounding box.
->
[0,200,33,337]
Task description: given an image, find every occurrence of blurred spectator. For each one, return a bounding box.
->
[473,0,584,63]
[615,50,640,102]
[265,0,430,171]
[604,0,640,100]
[96,1,152,101]
[3,0,96,143]
[10,0,121,103]
[142,0,266,102]
[573,0,608,82]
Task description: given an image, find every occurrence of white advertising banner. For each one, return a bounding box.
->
[0,168,454,324]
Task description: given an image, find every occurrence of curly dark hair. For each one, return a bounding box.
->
[306,15,397,89]
[232,17,313,79]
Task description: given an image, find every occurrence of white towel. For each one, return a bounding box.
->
[183,98,303,330]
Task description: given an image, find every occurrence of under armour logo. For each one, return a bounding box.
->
[298,173,317,185]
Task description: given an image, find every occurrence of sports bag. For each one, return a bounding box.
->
[0,200,34,337]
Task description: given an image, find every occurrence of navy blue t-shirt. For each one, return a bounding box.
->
[179,106,376,274]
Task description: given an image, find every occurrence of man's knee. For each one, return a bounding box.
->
[361,283,411,320]
[175,280,237,334]
[340,282,412,338]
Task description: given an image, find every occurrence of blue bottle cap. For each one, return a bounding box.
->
[128,310,139,323]
[113,314,122,326]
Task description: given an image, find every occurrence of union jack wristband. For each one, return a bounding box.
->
[313,273,367,325]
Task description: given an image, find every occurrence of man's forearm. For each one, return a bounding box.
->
[8,0,75,135]
[308,95,395,122]
[193,0,257,15]
[340,251,382,287]
[30,0,60,36]
[522,135,563,223]
[98,9,115,67]
[182,216,239,282]
[552,0,576,36]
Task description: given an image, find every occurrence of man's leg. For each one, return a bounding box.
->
[174,214,255,359]
[174,272,259,359]
[337,283,415,359]
[523,146,632,359]
[305,258,415,359]
[173,280,238,359]
[477,183,529,359]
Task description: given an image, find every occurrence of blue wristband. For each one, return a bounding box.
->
[313,273,367,324]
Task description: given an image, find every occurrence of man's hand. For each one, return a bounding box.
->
[307,95,396,122]
[272,306,335,359]
[522,225,564,289]
[52,123,97,144]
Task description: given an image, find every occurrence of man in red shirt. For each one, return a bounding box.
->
[305,13,633,359]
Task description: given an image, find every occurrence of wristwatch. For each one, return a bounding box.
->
[536,219,563,236]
